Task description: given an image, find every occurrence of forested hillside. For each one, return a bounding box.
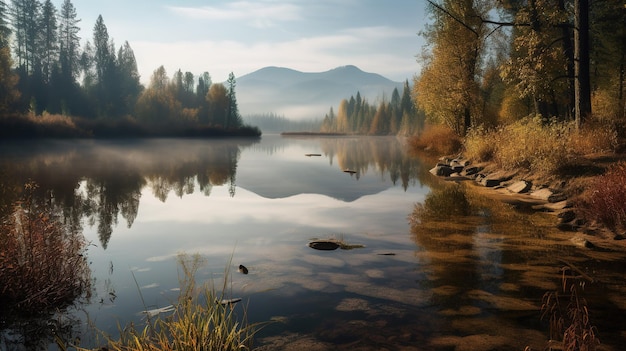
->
[0,0,258,137]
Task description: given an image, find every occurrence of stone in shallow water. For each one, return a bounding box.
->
[308,240,340,250]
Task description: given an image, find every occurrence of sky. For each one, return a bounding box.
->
[52,0,429,84]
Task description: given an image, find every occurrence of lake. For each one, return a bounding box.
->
[1,135,625,350]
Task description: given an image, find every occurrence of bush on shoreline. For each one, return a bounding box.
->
[463,116,617,177]
[575,162,626,232]
[0,182,91,317]
[407,124,462,156]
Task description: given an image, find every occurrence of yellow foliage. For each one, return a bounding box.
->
[464,117,568,175]
[498,93,532,123]
[592,89,623,122]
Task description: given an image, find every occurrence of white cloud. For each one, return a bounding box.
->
[132,28,420,84]
[167,1,302,28]
[343,25,416,41]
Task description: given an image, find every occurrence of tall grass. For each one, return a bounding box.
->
[0,182,91,316]
[101,253,262,351]
[463,116,618,176]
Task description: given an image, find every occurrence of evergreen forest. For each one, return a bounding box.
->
[0,0,259,137]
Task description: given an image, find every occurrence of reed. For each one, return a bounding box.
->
[541,262,599,351]
[101,253,262,351]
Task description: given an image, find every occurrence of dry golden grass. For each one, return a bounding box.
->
[463,116,618,178]
[408,124,462,156]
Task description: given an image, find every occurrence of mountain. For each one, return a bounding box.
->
[236,65,404,120]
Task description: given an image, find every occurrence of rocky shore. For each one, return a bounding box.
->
[430,156,626,251]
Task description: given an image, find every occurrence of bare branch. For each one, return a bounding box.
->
[427,0,479,37]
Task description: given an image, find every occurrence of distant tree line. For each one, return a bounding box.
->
[0,0,256,137]
[320,80,425,135]
[243,113,322,133]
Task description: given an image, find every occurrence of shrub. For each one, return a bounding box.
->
[408,124,462,155]
[0,182,91,316]
[575,162,626,231]
[463,125,498,162]
[495,116,573,175]
[463,116,581,176]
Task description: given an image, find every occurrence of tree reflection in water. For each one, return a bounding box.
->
[0,139,255,250]
[318,137,420,189]
[0,139,257,348]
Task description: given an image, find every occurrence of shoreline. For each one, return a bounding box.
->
[429,155,626,253]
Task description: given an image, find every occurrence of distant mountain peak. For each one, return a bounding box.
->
[237,65,403,120]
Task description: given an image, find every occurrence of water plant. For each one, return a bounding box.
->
[98,253,262,351]
[541,261,599,351]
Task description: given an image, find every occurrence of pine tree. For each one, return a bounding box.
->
[0,0,11,48]
[58,0,80,82]
[0,0,19,114]
[92,15,118,117]
[39,0,57,84]
[117,41,142,115]
[226,72,242,128]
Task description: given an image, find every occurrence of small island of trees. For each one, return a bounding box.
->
[0,0,260,138]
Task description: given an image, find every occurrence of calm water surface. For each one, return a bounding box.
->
[1,135,625,350]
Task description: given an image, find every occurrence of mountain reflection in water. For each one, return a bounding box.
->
[0,135,625,350]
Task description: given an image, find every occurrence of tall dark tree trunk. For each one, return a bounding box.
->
[574,0,591,129]
[559,0,575,121]
[618,35,626,118]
